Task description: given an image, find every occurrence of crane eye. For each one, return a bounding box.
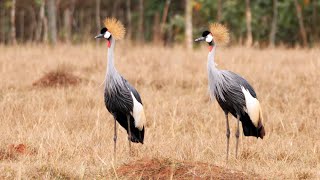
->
[206,34,213,43]
[104,31,111,39]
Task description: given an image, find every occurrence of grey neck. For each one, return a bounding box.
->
[106,37,118,78]
[207,46,217,70]
[105,37,124,92]
[207,45,223,101]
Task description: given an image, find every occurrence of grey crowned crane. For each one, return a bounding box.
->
[95,18,146,159]
[195,23,265,160]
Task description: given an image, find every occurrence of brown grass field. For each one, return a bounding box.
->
[0,43,319,179]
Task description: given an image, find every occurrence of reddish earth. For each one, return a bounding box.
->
[0,144,36,160]
[115,158,260,179]
[32,71,81,87]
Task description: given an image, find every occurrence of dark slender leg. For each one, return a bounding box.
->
[235,115,240,159]
[113,118,117,162]
[127,115,132,155]
[225,112,230,161]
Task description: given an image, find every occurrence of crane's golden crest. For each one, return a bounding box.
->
[104,18,125,40]
[209,23,230,45]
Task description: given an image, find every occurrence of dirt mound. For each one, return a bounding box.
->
[33,71,81,87]
[0,144,36,160]
[115,158,257,179]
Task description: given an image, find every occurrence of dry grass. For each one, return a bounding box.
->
[0,43,319,179]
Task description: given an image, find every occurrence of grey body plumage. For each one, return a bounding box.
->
[207,48,255,116]
[96,23,145,159]
[195,27,265,160]
[104,55,142,116]
[104,37,144,144]
[207,48,261,137]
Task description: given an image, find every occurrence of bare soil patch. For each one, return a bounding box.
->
[115,158,258,179]
[0,144,36,160]
[32,71,81,87]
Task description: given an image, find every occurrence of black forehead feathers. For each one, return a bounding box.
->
[100,27,108,34]
[202,30,211,37]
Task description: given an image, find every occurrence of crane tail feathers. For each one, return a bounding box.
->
[128,115,144,144]
[130,127,145,143]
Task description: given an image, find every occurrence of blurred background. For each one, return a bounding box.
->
[0,0,319,48]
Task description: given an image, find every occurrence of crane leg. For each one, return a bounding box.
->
[127,115,132,156]
[113,118,117,162]
[235,115,240,159]
[225,112,230,161]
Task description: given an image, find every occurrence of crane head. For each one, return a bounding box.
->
[95,27,112,47]
[95,18,125,48]
[95,27,110,39]
[194,23,229,48]
[195,30,215,46]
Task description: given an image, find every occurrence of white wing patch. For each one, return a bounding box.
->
[130,92,146,131]
[241,86,263,127]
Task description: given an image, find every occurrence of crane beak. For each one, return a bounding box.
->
[95,34,104,39]
[195,37,205,42]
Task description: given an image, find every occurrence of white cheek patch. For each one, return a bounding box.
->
[206,34,213,43]
[104,31,111,39]
[241,86,263,127]
[130,92,146,131]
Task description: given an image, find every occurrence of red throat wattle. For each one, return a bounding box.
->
[209,45,213,52]
[107,40,111,48]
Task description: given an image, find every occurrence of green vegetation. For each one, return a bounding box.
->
[0,0,319,47]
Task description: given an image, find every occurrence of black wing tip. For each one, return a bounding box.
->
[130,136,144,144]
[129,127,144,144]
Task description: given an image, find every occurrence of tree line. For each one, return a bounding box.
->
[0,0,319,47]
